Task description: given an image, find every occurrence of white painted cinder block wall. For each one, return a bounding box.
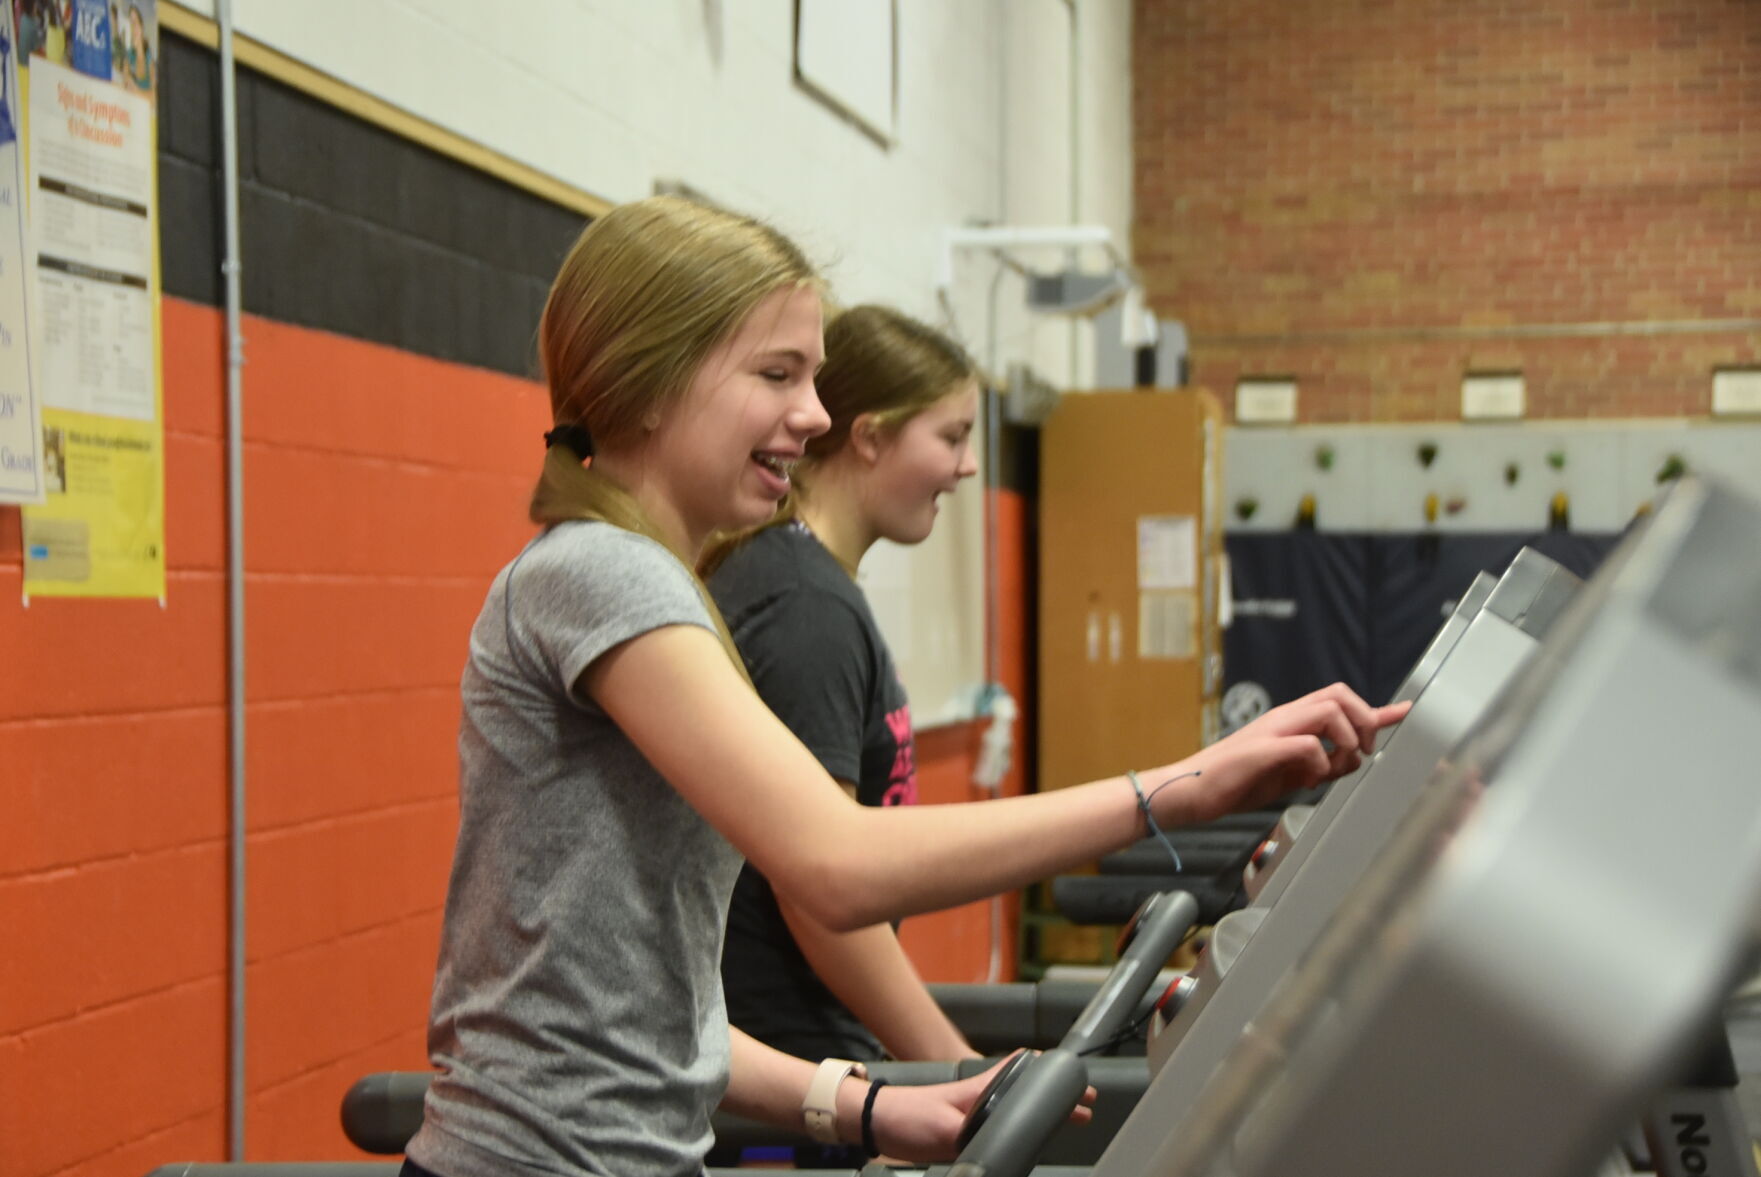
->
[183,0,1130,367]
[177,0,1133,721]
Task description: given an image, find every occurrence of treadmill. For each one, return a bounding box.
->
[1092,475,1761,1177]
[1237,547,1578,911]
[813,478,1756,1177]
[1143,545,1581,1090]
[1051,559,1536,928]
[1240,566,1500,898]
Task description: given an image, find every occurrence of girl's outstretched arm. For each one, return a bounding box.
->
[585,625,1404,931]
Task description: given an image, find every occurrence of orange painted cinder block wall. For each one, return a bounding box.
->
[3,298,1028,1175]
[1,296,548,1175]
[1133,0,1761,421]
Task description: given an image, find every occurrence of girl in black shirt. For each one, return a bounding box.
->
[707,308,985,1095]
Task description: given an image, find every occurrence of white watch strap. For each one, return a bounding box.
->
[802,1057,867,1144]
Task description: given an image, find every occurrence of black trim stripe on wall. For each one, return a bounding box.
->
[157,30,589,379]
[993,417,1037,500]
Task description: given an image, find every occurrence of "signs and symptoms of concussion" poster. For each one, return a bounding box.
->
[15,0,164,599]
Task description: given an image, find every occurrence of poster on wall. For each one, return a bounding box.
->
[17,0,163,598]
[0,0,44,504]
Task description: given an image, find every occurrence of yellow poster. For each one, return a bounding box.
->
[19,0,164,599]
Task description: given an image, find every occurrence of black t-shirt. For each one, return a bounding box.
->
[708,523,918,1061]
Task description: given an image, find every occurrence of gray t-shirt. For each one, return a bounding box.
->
[408,521,745,1177]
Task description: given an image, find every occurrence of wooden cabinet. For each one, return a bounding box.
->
[1038,391,1224,793]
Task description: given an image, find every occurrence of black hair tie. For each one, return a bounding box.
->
[543,423,595,457]
[861,1078,888,1158]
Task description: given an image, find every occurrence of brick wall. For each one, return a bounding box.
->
[1133,0,1761,421]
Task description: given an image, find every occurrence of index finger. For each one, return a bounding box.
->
[1373,700,1413,728]
[1345,694,1412,756]
[1320,682,1378,730]
[1320,683,1383,750]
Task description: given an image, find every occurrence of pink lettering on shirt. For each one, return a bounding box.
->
[881,703,918,806]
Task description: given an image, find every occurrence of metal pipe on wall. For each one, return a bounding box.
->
[982,9,1012,985]
[1062,0,1081,390]
[217,0,248,1159]
[983,260,1009,984]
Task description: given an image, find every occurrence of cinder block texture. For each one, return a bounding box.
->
[1134,0,1761,420]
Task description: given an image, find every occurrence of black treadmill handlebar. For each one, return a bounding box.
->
[340,1059,1152,1161]
[1061,890,1198,1056]
[931,978,1153,1054]
[340,1072,430,1155]
[1052,874,1237,927]
[942,892,1199,1177]
[1098,832,1264,877]
[343,1062,995,1155]
[946,1048,1091,1177]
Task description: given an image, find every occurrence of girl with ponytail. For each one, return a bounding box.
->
[405,197,1407,1177]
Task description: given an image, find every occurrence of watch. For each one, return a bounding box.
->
[802,1057,868,1144]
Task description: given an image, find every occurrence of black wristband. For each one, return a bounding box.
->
[860,1078,889,1158]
